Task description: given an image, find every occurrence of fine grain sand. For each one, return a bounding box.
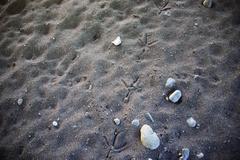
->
[0,0,240,159]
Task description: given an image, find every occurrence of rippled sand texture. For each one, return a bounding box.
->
[0,0,240,159]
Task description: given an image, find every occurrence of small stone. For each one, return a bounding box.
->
[131,119,140,127]
[52,121,58,127]
[179,148,190,160]
[163,10,171,16]
[164,147,168,152]
[124,97,129,103]
[165,78,176,88]
[169,90,182,103]
[196,152,204,159]
[72,125,78,128]
[140,124,160,150]
[196,123,200,129]
[17,98,23,106]
[112,36,121,46]
[38,112,41,116]
[203,0,212,8]
[114,118,121,125]
[186,117,197,128]
[88,84,92,90]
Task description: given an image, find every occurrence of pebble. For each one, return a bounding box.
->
[17,98,23,106]
[112,36,121,46]
[196,152,204,159]
[140,124,160,150]
[179,148,190,160]
[186,117,197,128]
[72,125,78,128]
[203,0,212,8]
[124,97,129,103]
[163,10,171,16]
[169,90,182,103]
[113,118,121,125]
[165,78,176,88]
[131,119,140,127]
[52,121,58,127]
[196,123,200,129]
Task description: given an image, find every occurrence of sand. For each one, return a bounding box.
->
[0,0,240,159]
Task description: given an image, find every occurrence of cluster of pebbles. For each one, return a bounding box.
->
[110,77,203,159]
[164,77,182,103]
[110,35,205,159]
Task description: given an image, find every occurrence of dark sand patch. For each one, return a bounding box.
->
[0,0,240,160]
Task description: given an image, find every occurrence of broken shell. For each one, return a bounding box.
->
[145,112,154,123]
[112,36,121,46]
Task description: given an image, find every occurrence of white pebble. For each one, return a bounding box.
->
[140,124,160,150]
[203,0,212,8]
[113,118,121,125]
[52,121,58,127]
[17,98,23,106]
[112,36,121,46]
[186,117,197,128]
[131,119,140,127]
[196,152,204,159]
[169,90,182,103]
[72,125,78,128]
[165,78,176,88]
[163,10,171,16]
[180,148,190,160]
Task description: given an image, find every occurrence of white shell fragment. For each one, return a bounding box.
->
[52,121,58,127]
[140,124,160,150]
[186,117,197,128]
[112,36,121,46]
[179,148,190,160]
[145,112,154,123]
[17,98,23,106]
[169,90,182,103]
[165,78,176,88]
[203,0,212,8]
[196,152,204,159]
[113,118,121,125]
[131,119,140,127]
